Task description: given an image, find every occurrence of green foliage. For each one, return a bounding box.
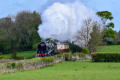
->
[89,25,103,52]
[73,53,85,57]
[97,11,116,44]
[92,53,120,62]
[1,51,36,59]
[97,11,113,23]
[64,52,72,61]
[106,22,114,28]
[29,58,42,66]
[6,62,17,69]
[32,42,40,51]
[0,11,42,54]
[6,62,23,69]
[104,28,116,40]
[104,29,116,45]
[56,53,64,58]
[41,57,54,63]
[16,62,23,69]
[69,43,82,53]
[82,47,90,54]
[27,57,54,66]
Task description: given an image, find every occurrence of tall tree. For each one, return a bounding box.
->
[97,11,116,44]
[97,11,113,24]
[0,11,42,56]
[0,17,14,53]
[76,18,103,48]
[76,18,93,47]
[89,23,103,52]
[15,11,42,50]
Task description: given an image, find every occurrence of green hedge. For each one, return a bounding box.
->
[92,53,120,62]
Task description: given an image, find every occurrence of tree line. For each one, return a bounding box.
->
[0,10,118,56]
[75,11,117,52]
[0,11,42,57]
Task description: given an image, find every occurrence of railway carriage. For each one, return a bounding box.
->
[37,42,69,57]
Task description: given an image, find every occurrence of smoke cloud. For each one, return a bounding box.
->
[38,1,102,46]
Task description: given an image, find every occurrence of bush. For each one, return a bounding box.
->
[6,62,16,69]
[16,62,23,69]
[41,57,54,63]
[82,47,90,54]
[29,58,42,66]
[69,43,82,53]
[64,52,72,61]
[92,53,120,62]
[78,53,86,57]
[56,53,64,58]
[73,53,86,57]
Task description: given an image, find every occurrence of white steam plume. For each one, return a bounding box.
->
[38,1,102,47]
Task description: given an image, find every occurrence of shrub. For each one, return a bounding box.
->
[82,47,90,54]
[92,53,120,62]
[41,57,54,63]
[69,43,82,53]
[78,53,86,57]
[73,53,85,57]
[72,53,79,56]
[64,52,72,61]
[6,63,12,69]
[6,62,16,69]
[29,58,42,66]
[56,53,64,58]
[16,62,23,69]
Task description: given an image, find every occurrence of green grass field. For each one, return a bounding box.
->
[2,51,36,59]
[0,61,120,80]
[97,45,120,53]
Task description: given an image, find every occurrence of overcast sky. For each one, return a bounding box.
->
[0,0,119,31]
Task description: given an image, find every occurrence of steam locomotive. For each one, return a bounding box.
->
[36,41,69,57]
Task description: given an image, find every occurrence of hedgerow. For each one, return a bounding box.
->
[92,53,120,62]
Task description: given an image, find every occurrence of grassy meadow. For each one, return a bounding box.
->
[97,45,120,53]
[2,51,36,59]
[0,61,120,80]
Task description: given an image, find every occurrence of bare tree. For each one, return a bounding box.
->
[76,18,103,52]
[76,18,93,47]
